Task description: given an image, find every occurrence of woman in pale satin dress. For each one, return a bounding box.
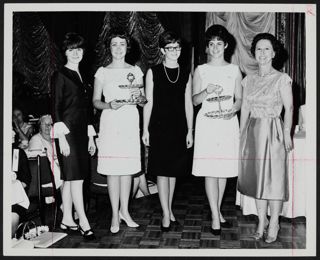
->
[238,33,293,243]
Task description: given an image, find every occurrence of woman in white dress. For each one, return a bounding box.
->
[93,29,144,234]
[192,25,242,235]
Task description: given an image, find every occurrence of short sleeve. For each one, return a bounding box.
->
[241,76,248,88]
[241,76,251,110]
[278,73,292,90]
[94,67,105,82]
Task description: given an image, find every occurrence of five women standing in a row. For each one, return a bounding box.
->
[53,24,293,244]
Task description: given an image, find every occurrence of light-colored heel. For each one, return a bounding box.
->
[265,224,280,243]
[119,211,139,228]
[110,225,120,234]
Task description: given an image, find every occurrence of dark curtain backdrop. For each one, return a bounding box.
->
[276,13,305,126]
[12,12,203,117]
[12,12,305,124]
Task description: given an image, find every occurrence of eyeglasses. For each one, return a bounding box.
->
[164,46,182,52]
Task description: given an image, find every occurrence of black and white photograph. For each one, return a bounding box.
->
[2,2,317,257]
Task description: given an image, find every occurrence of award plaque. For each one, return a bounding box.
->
[117,72,147,105]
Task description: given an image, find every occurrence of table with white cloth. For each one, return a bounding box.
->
[12,179,30,210]
[236,131,306,218]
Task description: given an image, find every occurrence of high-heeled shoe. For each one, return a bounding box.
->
[210,228,221,236]
[170,219,180,226]
[220,220,232,228]
[265,224,280,243]
[252,219,269,240]
[110,225,120,234]
[60,223,79,232]
[160,223,171,232]
[119,211,139,228]
[78,225,96,241]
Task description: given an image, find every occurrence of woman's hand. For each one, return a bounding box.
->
[186,130,193,148]
[130,88,141,98]
[110,100,125,110]
[223,108,236,120]
[58,135,70,157]
[206,84,222,94]
[284,132,293,152]
[142,131,150,146]
[88,137,96,156]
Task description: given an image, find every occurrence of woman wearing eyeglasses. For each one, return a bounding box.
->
[143,31,193,232]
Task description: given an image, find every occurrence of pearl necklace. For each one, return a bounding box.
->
[163,63,180,84]
[258,68,274,77]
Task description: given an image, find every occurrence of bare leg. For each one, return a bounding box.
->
[11,212,20,238]
[132,176,140,198]
[61,181,77,226]
[157,176,170,227]
[255,198,268,235]
[168,177,176,221]
[138,174,150,196]
[70,180,91,231]
[107,176,120,228]
[267,200,282,239]
[119,175,137,224]
[205,177,220,229]
[218,178,227,222]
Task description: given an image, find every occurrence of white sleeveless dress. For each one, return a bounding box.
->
[192,63,240,178]
[94,65,143,176]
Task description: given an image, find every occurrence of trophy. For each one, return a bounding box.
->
[116,72,147,105]
[204,84,234,119]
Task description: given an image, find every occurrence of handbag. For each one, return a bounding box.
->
[12,221,67,248]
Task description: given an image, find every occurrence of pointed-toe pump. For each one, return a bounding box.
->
[119,211,139,228]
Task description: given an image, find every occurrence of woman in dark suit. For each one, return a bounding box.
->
[53,32,96,240]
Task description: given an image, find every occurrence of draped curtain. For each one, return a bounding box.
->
[276,13,305,125]
[205,12,275,75]
[94,12,164,74]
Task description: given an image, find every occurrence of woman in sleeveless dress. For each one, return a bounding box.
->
[93,29,144,234]
[142,31,193,231]
[238,33,293,243]
[192,25,242,236]
[53,32,96,240]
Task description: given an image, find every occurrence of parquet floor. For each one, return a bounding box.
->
[47,176,306,249]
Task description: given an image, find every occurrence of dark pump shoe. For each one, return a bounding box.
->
[60,223,79,232]
[78,226,96,241]
[170,219,180,226]
[220,221,233,228]
[210,228,221,236]
[160,223,171,232]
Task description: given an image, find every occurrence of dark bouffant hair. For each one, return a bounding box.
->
[105,28,131,52]
[205,24,236,62]
[62,32,86,53]
[250,33,281,58]
[250,33,288,69]
[159,31,181,49]
[205,24,231,47]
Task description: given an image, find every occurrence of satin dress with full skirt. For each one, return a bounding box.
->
[237,72,292,201]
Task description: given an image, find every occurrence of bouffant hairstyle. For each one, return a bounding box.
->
[250,33,288,69]
[105,28,131,53]
[61,32,86,53]
[205,24,231,47]
[159,31,181,49]
[250,33,281,58]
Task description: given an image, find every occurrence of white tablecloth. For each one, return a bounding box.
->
[236,133,306,218]
[12,180,30,209]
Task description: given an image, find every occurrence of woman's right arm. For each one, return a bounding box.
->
[142,69,154,146]
[93,77,124,110]
[192,68,207,106]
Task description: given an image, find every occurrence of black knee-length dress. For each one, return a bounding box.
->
[148,63,189,177]
[52,67,93,181]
